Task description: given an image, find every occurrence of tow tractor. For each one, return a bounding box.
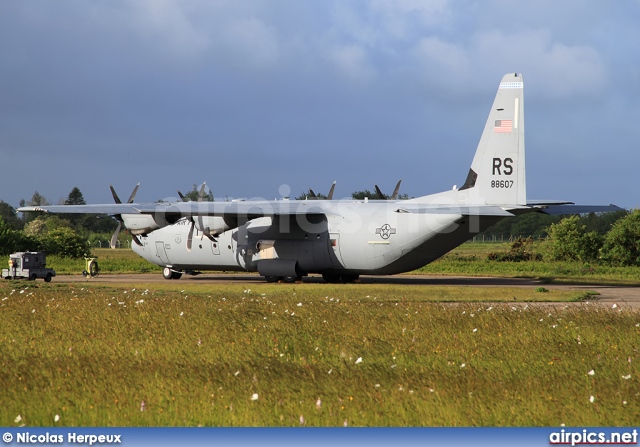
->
[2,252,56,282]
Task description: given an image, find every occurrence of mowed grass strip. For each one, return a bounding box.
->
[1,282,638,427]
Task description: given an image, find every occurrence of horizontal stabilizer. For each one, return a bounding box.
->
[533,204,624,215]
[397,205,514,217]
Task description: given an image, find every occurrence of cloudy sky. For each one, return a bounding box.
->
[1,1,638,209]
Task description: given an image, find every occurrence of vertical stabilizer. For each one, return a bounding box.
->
[459,73,526,206]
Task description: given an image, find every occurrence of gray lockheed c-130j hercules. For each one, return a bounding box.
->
[19,73,620,283]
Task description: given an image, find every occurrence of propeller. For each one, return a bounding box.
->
[306,181,336,200]
[374,179,402,200]
[184,182,216,252]
[327,181,336,200]
[109,183,142,248]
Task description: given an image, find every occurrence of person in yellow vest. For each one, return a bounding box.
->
[8,258,15,277]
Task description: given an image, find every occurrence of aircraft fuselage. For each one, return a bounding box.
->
[132,200,499,279]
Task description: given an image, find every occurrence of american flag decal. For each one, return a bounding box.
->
[494,119,513,133]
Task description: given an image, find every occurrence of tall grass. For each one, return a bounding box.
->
[1,282,637,426]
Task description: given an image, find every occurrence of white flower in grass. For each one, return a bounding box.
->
[251,393,259,401]
[14,415,22,423]
[316,398,322,409]
[612,303,618,309]
[589,395,595,403]
[140,401,146,411]
[343,420,348,427]
[297,303,302,307]
[472,328,477,333]
[460,363,466,368]
[355,357,362,364]
[54,414,60,422]
[180,312,184,316]
[622,374,631,380]
[588,370,595,376]
[299,415,305,425]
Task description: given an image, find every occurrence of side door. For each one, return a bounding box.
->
[155,241,171,265]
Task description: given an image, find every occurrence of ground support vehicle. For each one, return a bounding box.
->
[2,252,56,282]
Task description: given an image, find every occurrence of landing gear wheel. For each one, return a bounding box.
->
[265,276,281,283]
[171,271,182,280]
[282,275,301,284]
[163,267,174,280]
[341,274,360,283]
[322,273,341,283]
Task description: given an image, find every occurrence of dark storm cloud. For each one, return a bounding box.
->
[0,0,638,208]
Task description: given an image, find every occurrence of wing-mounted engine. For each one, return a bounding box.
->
[120,214,162,235]
[176,182,241,251]
[194,216,238,238]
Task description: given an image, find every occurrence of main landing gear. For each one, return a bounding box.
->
[263,274,360,284]
[264,275,302,283]
[163,267,182,280]
[321,273,360,283]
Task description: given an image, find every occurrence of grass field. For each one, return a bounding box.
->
[1,280,638,427]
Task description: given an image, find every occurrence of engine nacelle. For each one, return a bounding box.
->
[194,216,238,237]
[121,214,161,235]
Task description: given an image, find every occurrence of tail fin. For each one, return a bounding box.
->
[459,73,526,206]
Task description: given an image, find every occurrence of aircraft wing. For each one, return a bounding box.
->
[18,200,347,220]
[18,201,517,218]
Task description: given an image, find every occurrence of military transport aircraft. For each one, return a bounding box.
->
[19,73,620,283]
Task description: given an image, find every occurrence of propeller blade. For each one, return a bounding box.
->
[131,233,143,246]
[198,182,207,201]
[110,221,122,249]
[109,183,141,248]
[110,185,122,204]
[186,221,195,251]
[374,185,385,200]
[127,183,140,203]
[391,179,402,200]
[308,189,317,200]
[178,191,187,202]
[327,181,336,200]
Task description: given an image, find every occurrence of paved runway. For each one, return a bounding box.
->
[53,273,640,309]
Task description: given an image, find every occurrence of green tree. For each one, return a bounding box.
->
[182,184,214,202]
[0,201,23,230]
[63,186,88,228]
[351,190,378,200]
[545,215,603,262]
[64,187,86,205]
[24,216,72,236]
[38,227,90,258]
[295,190,328,200]
[581,210,628,235]
[20,191,50,224]
[600,209,640,266]
[0,217,33,255]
